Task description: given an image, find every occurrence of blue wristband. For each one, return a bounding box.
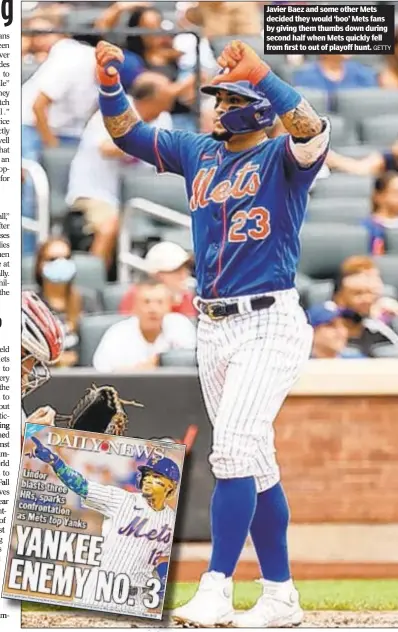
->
[257,72,302,116]
[98,82,131,118]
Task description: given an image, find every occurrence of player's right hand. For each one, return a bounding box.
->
[211,40,269,87]
[95,41,125,86]
[30,437,56,464]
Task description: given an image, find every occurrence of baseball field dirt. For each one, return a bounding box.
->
[20,609,398,628]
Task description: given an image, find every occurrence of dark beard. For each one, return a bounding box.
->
[211,129,233,142]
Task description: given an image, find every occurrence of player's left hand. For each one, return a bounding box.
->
[211,40,269,86]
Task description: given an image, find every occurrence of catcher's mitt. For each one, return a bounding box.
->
[55,384,143,436]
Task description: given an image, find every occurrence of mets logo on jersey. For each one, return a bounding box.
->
[190,162,271,244]
[190,162,261,212]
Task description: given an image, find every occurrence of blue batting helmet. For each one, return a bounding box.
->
[137,457,180,489]
[201,80,276,135]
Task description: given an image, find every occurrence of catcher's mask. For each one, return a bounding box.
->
[21,291,64,398]
[201,80,275,135]
[137,457,180,499]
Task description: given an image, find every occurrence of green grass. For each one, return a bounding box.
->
[22,580,398,612]
[165,580,398,611]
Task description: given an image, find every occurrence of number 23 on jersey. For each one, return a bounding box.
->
[228,206,271,243]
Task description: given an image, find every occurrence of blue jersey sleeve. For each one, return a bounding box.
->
[115,122,201,176]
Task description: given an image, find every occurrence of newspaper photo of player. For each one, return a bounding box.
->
[2,424,185,620]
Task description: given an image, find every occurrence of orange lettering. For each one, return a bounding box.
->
[211,180,232,203]
[190,167,217,212]
[231,163,260,199]
[245,173,261,196]
[228,206,271,243]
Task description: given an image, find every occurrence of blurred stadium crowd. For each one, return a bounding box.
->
[21,0,398,370]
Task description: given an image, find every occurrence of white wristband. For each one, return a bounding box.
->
[98,84,124,97]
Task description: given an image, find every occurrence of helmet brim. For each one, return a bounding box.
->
[201,82,260,102]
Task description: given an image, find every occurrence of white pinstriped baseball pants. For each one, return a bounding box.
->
[196,289,313,493]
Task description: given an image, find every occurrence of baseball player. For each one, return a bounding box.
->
[94,39,330,627]
[29,437,178,615]
[22,291,65,434]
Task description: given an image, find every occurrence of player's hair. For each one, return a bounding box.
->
[372,171,398,213]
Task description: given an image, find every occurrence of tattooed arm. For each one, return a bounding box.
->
[95,42,197,174]
[280,98,330,168]
[279,99,323,140]
[102,104,141,141]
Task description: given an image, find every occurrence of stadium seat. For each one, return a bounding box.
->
[65,8,101,30]
[159,350,197,368]
[351,54,383,70]
[22,282,101,313]
[22,62,39,83]
[335,89,398,121]
[299,223,368,279]
[209,35,266,60]
[154,1,176,10]
[331,145,380,159]
[74,254,107,291]
[295,272,313,309]
[121,170,189,214]
[370,343,398,359]
[306,280,334,307]
[22,253,106,291]
[79,313,128,367]
[306,198,370,225]
[373,255,398,294]
[21,256,36,285]
[311,174,373,199]
[161,227,193,251]
[295,272,313,294]
[386,229,398,254]
[121,171,191,246]
[101,283,132,313]
[328,114,358,147]
[295,87,329,115]
[41,146,78,223]
[360,115,398,147]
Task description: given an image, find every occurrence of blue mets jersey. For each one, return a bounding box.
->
[124,123,328,299]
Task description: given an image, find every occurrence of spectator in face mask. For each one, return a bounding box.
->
[33,237,81,367]
[119,242,196,318]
